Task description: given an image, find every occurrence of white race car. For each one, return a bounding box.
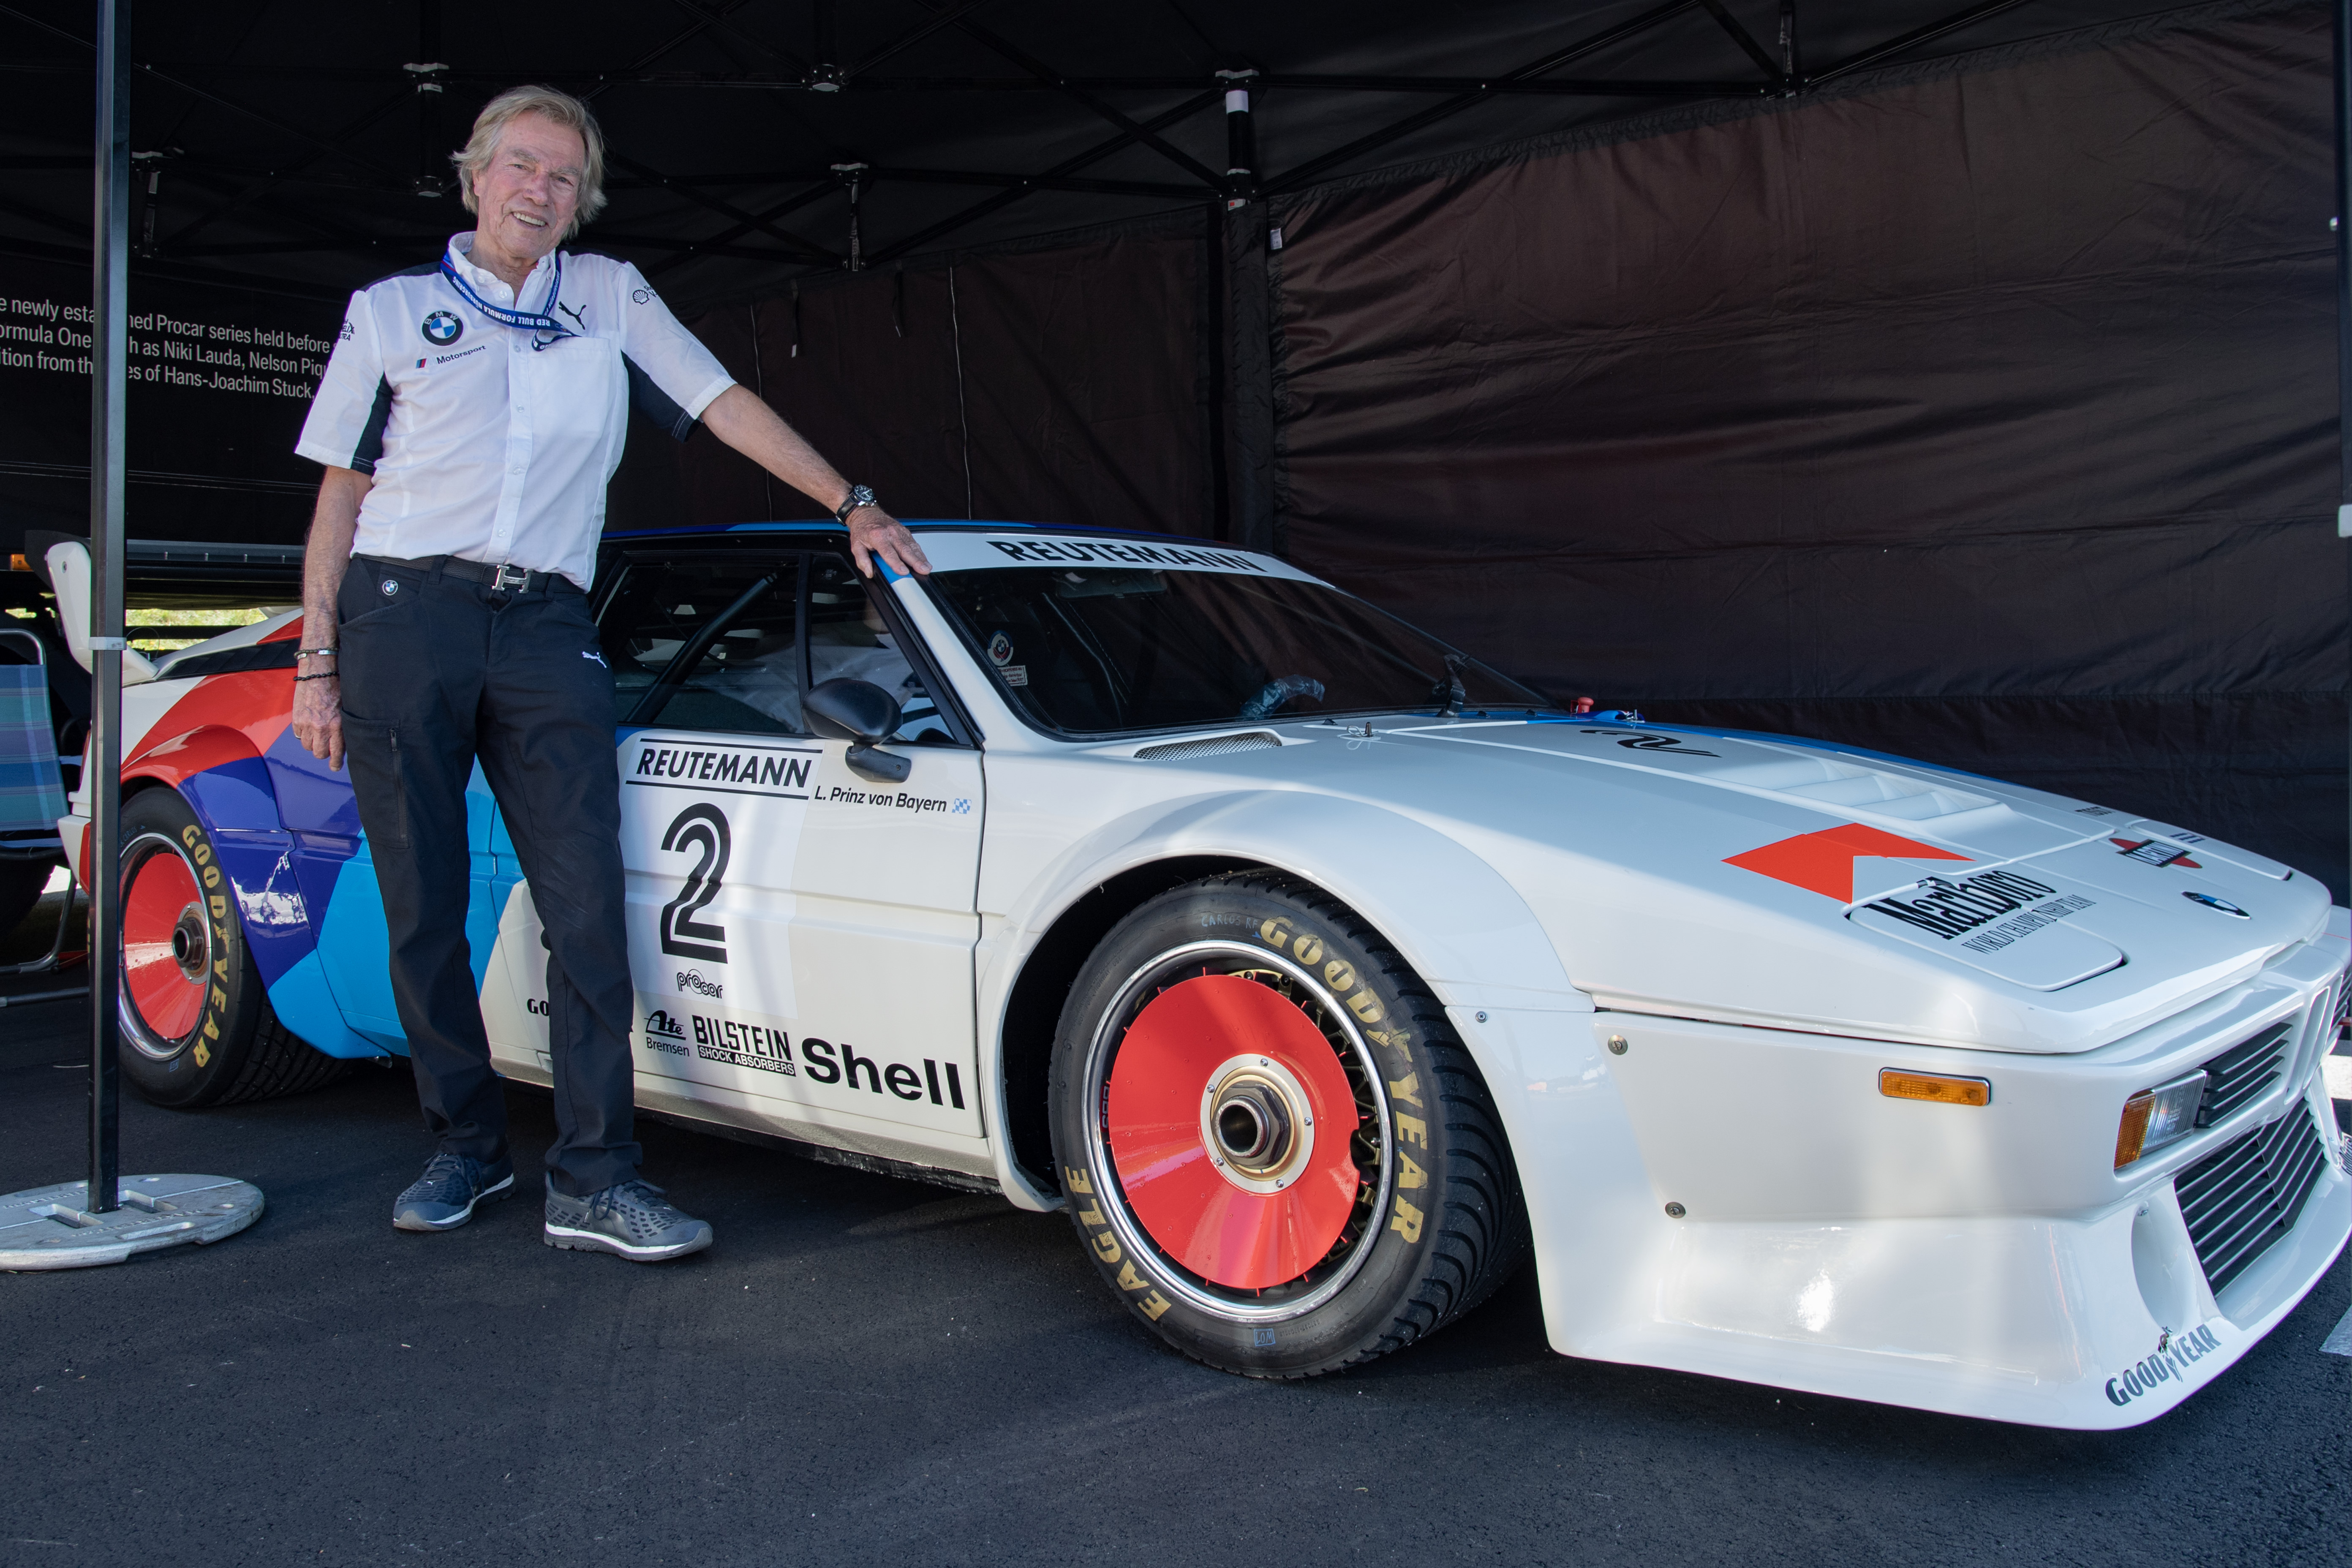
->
[65,521,2349,1427]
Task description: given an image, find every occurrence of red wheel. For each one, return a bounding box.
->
[1071,930,1395,1328]
[1106,975,1364,1288]
[114,786,348,1108]
[1051,877,1528,1378]
[121,830,210,1051]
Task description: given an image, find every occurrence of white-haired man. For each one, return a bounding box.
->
[290,84,926,1262]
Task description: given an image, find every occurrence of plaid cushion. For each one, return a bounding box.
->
[0,666,65,842]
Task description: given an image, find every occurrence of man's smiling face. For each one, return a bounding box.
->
[470,111,586,269]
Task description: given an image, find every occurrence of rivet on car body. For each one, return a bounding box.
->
[1608,1035,1628,1055]
[1475,1010,1487,1023]
[1664,1202,1686,1218]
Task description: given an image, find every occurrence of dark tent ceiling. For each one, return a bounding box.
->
[3,0,2190,313]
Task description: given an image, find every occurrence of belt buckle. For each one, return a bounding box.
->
[490,563,529,595]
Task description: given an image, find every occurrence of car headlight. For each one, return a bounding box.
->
[2113,1070,2207,1170]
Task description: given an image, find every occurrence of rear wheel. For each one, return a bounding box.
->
[1048,873,1528,1377]
[117,787,346,1108]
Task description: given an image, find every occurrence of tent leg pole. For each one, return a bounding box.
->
[87,0,129,1214]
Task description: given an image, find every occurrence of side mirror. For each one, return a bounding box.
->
[805,678,911,783]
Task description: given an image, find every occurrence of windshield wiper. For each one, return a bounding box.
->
[1432,653,1469,716]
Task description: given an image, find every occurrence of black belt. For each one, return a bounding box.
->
[360,554,568,597]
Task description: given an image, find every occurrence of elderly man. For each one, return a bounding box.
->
[291,84,927,1262]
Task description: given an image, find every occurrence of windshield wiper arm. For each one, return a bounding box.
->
[1432,653,1469,716]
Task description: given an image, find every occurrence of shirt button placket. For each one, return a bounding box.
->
[493,339,531,560]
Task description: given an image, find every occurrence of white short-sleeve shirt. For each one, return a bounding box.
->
[295,233,735,589]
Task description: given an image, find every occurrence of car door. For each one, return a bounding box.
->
[784,551,985,1138]
[483,544,984,1149]
[480,549,811,1086]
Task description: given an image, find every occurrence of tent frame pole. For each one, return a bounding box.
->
[2337,0,2352,909]
[87,0,129,1213]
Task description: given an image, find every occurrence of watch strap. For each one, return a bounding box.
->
[833,485,877,525]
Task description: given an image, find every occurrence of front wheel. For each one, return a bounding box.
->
[117,786,347,1108]
[1048,873,1528,1377]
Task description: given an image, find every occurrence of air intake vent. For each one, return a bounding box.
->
[2195,1022,2291,1127]
[2175,1106,2330,1295]
[1133,731,1281,762]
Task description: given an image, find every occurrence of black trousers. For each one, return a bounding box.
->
[337,555,640,1198]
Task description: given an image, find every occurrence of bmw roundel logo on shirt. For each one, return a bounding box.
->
[420,309,463,347]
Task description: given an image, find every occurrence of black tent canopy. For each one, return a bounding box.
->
[0,1,2183,309]
[0,0,2341,898]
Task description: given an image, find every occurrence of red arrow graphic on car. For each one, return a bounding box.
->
[1724,824,1972,901]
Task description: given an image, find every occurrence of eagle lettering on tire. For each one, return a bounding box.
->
[1048,873,1528,1377]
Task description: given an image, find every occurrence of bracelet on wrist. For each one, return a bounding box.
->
[294,671,339,683]
[297,647,337,658]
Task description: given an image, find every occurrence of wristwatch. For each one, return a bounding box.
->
[833,484,879,525]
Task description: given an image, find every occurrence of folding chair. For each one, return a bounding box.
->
[0,627,75,975]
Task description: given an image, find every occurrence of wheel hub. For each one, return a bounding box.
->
[1199,1056,1315,1191]
[169,906,206,980]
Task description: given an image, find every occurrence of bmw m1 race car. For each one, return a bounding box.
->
[61,520,2350,1428]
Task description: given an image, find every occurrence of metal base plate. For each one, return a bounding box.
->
[0,1174,264,1270]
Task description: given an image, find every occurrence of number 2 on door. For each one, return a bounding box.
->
[659,803,730,962]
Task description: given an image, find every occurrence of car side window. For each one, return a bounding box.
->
[805,555,953,744]
[599,554,806,735]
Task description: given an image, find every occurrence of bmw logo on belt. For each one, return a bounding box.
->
[420,309,463,347]
[2183,890,2249,917]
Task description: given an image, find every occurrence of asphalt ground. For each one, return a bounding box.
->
[3,885,2349,1568]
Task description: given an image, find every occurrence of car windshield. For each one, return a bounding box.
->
[927,564,1557,736]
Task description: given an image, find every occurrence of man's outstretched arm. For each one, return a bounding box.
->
[699,384,931,580]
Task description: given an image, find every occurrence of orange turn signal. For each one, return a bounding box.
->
[2115,1091,2154,1170]
[1879,1068,1990,1107]
[7,554,27,572]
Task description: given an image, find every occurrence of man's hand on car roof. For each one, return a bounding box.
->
[851,509,933,580]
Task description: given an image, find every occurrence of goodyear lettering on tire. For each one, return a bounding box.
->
[175,826,237,1073]
[1390,1197,1424,1242]
[1064,1165,1174,1321]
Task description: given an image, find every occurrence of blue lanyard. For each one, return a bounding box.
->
[438,250,580,351]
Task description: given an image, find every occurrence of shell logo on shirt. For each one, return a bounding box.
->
[420,309,463,346]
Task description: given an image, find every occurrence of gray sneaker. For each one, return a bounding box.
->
[543,1176,713,1262]
[393,1151,515,1233]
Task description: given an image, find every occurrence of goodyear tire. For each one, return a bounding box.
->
[117,787,346,1108]
[1048,872,1528,1377]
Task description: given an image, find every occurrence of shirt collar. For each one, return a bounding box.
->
[446,232,559,306]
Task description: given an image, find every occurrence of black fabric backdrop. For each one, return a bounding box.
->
[639,3,2346,894]
[628,220,1220,542]
[1260,0,2347,894]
